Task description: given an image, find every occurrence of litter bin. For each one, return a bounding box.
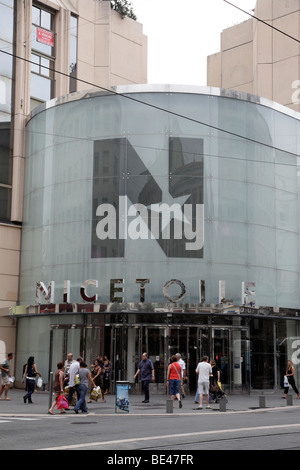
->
[115,381,130,413]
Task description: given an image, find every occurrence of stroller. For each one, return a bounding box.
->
[210,380,227,403]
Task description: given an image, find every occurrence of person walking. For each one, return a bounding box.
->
[88,359,106,403]
[175,353,187,399]
[102,355,111,395]
[282,360,300,399]
[134,352,154,403]
[67,357,82,404]
[196,356,212,410]
[74,361,96,414]
[22,356,42,404]
[64,353,75,387]
[48,362,66,415]
[166,355,182,408]
[0,353,13,401]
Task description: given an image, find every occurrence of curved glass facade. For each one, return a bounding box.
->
[20,85,300,309]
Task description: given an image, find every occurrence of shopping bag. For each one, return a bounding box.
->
[284,375,290,388]
[217,381,222,391]
[90,386,102,401]
[57,394,69,410]
[37,377,43,388]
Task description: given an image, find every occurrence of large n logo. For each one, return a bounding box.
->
[91,137,204,259]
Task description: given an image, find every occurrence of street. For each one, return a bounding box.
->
[1,389,300,452]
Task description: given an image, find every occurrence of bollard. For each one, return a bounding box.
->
[219,397,226,412]
[287,395,293,406]
[259,396,266,408]
[166,399,173,413]
[48,371,53,411]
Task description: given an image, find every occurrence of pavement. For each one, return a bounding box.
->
[1,387,300,417]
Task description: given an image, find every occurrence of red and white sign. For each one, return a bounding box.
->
[36,27,54,47]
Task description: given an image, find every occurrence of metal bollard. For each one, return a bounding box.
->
[287,395,293,406]
[259,396,266,408]
[48,371,53,411]
[166,399,173,413]
[219,397,226,412]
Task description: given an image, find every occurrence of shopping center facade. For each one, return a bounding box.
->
[11,84,300,393]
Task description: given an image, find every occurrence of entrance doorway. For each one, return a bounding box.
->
[49,322,250,395]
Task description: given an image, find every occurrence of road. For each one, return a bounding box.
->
[1,389,300,453]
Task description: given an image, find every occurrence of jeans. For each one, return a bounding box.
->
[142,380,150,401]
[67,385,80,404]
[74,384,88,412]
[24,379,35,402]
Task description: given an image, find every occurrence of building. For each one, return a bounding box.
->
[0,0,147,363]
[207,0,300,112]
[11,84,300,393]
[3,0,300,395]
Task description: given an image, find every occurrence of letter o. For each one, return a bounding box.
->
[163,279,186,303]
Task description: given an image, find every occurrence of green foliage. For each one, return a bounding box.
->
[110,0,137,20]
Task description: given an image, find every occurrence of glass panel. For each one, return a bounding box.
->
[250,318,274,388]
[0,124,11,184]
[0,186,11,220]
[30,72,51,101]
[147,327,166,384]
[213,329,229,386]
[51,329,64,373]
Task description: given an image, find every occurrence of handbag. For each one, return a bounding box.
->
[57,394,69,410]
[209,381,219,393]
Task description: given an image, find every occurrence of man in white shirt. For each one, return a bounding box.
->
[196,356,212,409]
[67,357,82,404]
[175,353,187,399]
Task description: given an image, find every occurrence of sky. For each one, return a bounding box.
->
[130,0,257,86]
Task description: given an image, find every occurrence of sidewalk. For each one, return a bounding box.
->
[1,388,300,416]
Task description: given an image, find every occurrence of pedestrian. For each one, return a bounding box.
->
[74,361,96,414]
[22,356,42,404]
[196,356,212,410]
[67,357,82,404]
[103,355,111,395]
[64,352,75,387]
[282,360,300,399]
[134,352,154,403]
[88,359,106,403]
[0,353,13,401]
[175,353,187,399]
[48,362,66,415]
[166,355,182,408]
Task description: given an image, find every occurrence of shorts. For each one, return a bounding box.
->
[1,375,10,386]
[198,381,209,395]
[169,379,180,396]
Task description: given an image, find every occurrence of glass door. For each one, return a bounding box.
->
[146,327,167,388]
[212,327,250,393]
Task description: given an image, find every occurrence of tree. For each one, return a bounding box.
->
[110,0,137,20]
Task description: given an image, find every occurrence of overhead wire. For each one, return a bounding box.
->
[1,0,300,164]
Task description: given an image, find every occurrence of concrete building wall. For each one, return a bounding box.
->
[207,0,300,111]
[0,0,147,368]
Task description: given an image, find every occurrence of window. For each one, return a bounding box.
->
[69,15,78,93]
[31,4,55,104]
[0,123,12,221]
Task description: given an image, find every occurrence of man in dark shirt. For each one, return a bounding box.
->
[134,353,154,403]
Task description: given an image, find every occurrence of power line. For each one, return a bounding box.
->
[1,45,300,161]
[223,0,300,44]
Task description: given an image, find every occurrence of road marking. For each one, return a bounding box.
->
[40,423,300,450]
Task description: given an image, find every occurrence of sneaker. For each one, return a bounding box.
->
[206,405,212,409]
[196,405,202,410]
